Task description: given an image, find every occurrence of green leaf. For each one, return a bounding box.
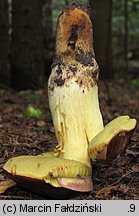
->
[24,105,42,118]
[131,78,139,86]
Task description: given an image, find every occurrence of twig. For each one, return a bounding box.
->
[109,170,133,186]
[0,195,33,200]
[95,170,133,197]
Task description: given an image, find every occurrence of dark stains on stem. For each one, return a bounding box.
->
[68,65,77,74]
[65,2,90,15]
[54,78,65,86]
[51,56,62,69]
[75,48,94,66]
[68,24,78,50]
[92,68,99,81]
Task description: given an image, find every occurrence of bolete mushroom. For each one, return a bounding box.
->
[3,3,137,198]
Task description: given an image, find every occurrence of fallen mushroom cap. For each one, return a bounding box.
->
[4,156,91,179]
[88,116,137,161]
[3,156,92,194]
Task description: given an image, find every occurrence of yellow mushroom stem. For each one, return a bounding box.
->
[48,2,103,167]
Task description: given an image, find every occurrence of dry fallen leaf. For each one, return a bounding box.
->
[37,120,46,127]
[0,174,5,181]
[48,126,55,134]
[0,180,16,194]
[111,184,129,195]
[96,186,112,197]
[116,156,130,166]
[126,149,139,157]
[132,164,139,173]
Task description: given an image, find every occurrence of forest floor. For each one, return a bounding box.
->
[0,79,139,200]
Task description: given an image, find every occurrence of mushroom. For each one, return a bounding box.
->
[89,116,136,161]
[3,3,137,198]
